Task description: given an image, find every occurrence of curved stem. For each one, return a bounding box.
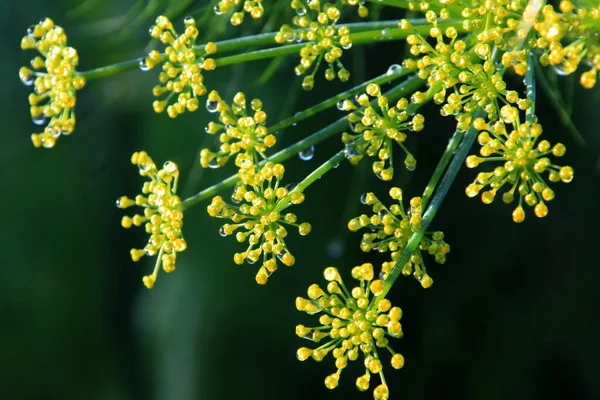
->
[79,19,463,80]
[373,113,482,303]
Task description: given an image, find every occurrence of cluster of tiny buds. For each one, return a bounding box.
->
[341,83,424,180]
[465,117,574,223]
[276,1,351,90]
[118,152,186,289]
[214,0,264,25]
[296,265,404,400]
[535,2,599,88]
[207,162,310,284]
[143,16,217,118]
[348,188,449,288]
[20,18,85,149]
[200,91,276,169]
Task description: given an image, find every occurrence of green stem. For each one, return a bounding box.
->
[534,60,586,146]
[525,54,536,123]
[180,75,426,211]
[268,66,414,133]
[373,114,482,303]
[279,151,346,209]
[421,128,463,209]
[79,19,459,80]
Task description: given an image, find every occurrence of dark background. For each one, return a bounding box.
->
[1,1,599,399]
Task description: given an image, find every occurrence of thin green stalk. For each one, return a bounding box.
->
[180,75,426,211]
[79,19,451,80]
[421,129,463,209]
[268,66,414,133]
[373,115,482,303]
[525,54,536,123]
[534,60,586,146]
[279,151,346,209]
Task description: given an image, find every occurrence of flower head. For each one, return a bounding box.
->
[536,2,600,88]
[296,265,405,400]
[118,151,186,288]
[207,162,310,284]
[465,117,573,223]
[348,188,449,288]
[340,83,424,180]
[20,18,85,149]
[275,1,352,90]
[214,0,264,25]
[144,16,217,118]
[200,91,276,169]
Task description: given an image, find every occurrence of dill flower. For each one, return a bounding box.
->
[296,265,405,400]
[348,188,449,288]
[214,0,264,25]
[200,91,276,169]
[465,117,574,223]
[340,83,424,180]
[275,1,352,90]
[20,18,85,149]
[144,16,217,118]
[536,1,600,88]
[207,162,310,284]
[118,151,186,289]
[399,14,530,132]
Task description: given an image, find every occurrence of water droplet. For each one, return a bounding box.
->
[285,183,298,192]
[139,58,150,72]
[219,227,227,237]
[231,193,241,204]
[115,198,122,208]
[276,249,289,262]
[336,100,345,110]
[32,114,47,126]
[381,29,389,38]
[386,64,402,76]
[379,271,386,281]
[52,128,62,138]
[206,99,219,113]
[378,209,389,218]
[184,16,195,25]
[298,146,314,161]
[333,162,340,169]
[344,142,359,158]
[27,25,36,35]
[552,63,569,76]
[342,42,352,50]
[295,6,307,15]
[247,257,256,265]
[208,158,220,169]
[267,269,274,277]
[213,5,222,15]
[360,193,368,204]
[303,331,315,341]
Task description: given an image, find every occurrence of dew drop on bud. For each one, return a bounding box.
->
[360,193,368,204]
[206,99,219,113]
[303,331,315,341]
[213,5,222,15]
[386,64,402,76]
[115,198,122,208]
[139,58,150,72]
[32,114,47,126]
[298,146,315,161]
[285,183,298,192]
[219,226,227,237]
[208,157,220,169]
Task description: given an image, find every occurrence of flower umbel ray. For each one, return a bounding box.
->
[348,187,449,288]
[296,265,405,400]
[20,18,85,149]
[118,151,186,289]
[207,162,311,284]
[465,117,574,222]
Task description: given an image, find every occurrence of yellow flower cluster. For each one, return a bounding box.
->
[20,18,85,149]
[340,83,424,180]
[465,117,574,223]
[214,0,264,25]
[207,162,310,284]
[348,188,449,288]
[400,14,530,132]
[200,91,276,169]
[536,1,600,88]
[118,151,186,289]
[296,265,404,400]
[145,16,217,118]
[275,1,352,90]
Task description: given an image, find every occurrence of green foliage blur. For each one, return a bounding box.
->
[2,1,600,399]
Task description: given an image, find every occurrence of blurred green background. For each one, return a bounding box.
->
[2,1,600,399]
